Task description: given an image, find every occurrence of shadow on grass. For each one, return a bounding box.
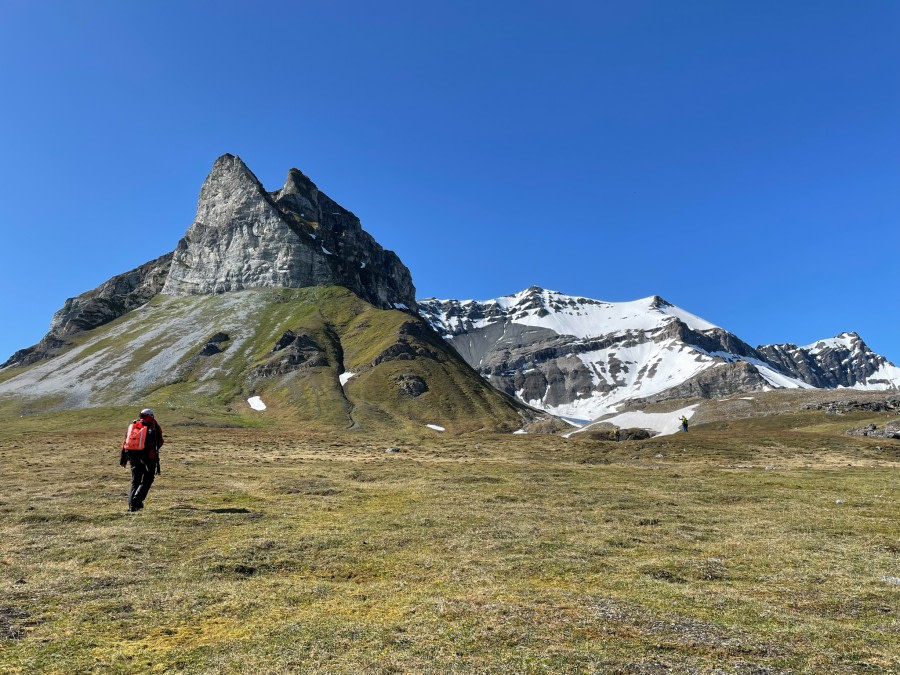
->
[209,507,251,514]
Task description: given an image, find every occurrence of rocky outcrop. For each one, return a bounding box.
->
[846,421,900,439]
[802,397,900,414]
[162,155,415,310]
[759,332,900,390]
[50,252,173,337]
[2,252,173,368]
[641,361,770,401]
[251,330,329,378]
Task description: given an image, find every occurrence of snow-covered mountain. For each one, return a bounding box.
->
[759,332,900,390]
[418,287,898,421]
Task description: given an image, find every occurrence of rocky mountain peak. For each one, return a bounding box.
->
[161,154,415,308]
[648,295,671,310]
[3,154,417,368]
[758,331,898,390]
[279,167,319,199]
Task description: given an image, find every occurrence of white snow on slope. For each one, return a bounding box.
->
[339,372,356,386]
[247,396,267,411]
[852,362,900,391]
[517,337,717,420]
[424,288,719,338]
[566,404,699,438]
[804,332,859,354]
[426,424,445,432]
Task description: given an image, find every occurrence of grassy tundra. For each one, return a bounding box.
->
[0,407,898,673]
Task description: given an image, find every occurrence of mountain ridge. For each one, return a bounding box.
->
[418,287,899,421]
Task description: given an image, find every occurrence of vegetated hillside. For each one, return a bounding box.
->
[0,287,532,434]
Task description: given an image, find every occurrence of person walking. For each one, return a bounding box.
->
[120,408,164,512]
[679,415,689,433]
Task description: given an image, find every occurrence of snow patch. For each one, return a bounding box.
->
[247,396,267,411]
[426,424,445,432]
[321,246,333,255]
[513,429,528,434]
[339,372,356,386]
[567,404,699,438]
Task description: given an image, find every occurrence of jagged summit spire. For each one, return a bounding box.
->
[160,155,415,308]
[280,167,318,197]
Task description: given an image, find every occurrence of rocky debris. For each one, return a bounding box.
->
[803,397,900,414]
[251,330,328,377]
[162,155,416,311]
[2,252,172,368]
[199,332,230,356]
[394,374,428,397]
[847,421,900,439]
[582,427,652,441]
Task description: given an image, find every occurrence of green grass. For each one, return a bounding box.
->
[1,411,898,672]
[0,287,527,434]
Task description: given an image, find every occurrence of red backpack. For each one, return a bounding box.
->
[122,421,148,451]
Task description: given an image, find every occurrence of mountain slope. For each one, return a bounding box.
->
[419,287,897,420]
[0,287,531,433]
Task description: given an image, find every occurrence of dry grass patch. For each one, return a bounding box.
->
[0,414,898,672]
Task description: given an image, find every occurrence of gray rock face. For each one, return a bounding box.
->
[162,155,415,310]
[50,252,173,337]
[645,361,770,401]
[759,332,898,389]
[2,252,172,368]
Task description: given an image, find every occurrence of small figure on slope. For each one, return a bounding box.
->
[679,415,689,433]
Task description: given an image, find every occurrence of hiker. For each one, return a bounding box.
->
[120,408,164,512]
[679,415,689,433]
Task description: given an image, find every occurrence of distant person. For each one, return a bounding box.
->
[679,415,689,433]
[120,408,164,512]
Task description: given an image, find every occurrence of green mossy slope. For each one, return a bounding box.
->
[0,287,530,434]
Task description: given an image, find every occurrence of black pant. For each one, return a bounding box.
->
[128,451,156,510]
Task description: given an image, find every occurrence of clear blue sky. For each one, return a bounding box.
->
[1,1,898,363]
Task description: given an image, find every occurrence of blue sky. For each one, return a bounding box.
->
[1,1,898,363]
